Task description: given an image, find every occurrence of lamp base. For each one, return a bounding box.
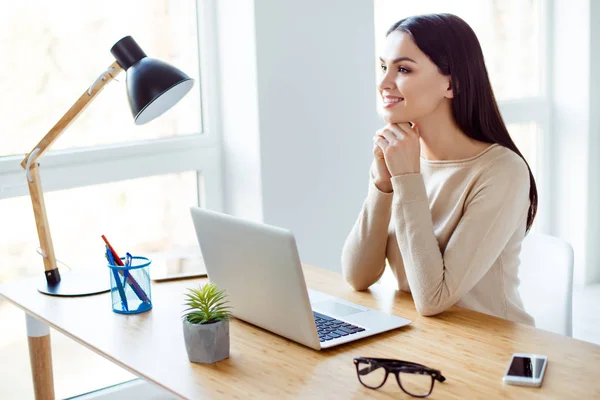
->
[38,268,110,297]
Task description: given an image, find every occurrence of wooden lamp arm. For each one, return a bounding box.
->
[20,61,123,170]
[19,61,123,278]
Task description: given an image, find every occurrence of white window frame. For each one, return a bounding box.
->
[498,96,551,235]
[497,0,553,235]
[0,0,223,212]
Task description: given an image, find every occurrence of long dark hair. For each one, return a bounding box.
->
[387,13,537,233]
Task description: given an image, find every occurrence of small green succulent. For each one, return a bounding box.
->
[182,282,232,324]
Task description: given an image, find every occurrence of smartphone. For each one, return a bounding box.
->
[502,353,548,387]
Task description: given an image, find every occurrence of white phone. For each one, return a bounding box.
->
[502,353,548,387]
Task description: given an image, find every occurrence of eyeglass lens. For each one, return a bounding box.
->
[397,369,434,397]
[356,359,434,397]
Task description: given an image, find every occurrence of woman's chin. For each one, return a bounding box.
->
[383,113,407,124]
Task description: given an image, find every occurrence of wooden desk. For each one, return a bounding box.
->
[1,265,599,399]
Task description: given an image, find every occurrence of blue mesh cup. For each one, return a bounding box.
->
[108,256,152,314]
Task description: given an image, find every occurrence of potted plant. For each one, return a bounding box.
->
[182,282,232,363]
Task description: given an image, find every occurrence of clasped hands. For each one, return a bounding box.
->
[371,122,421,193]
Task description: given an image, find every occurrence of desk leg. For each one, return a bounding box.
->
[26,314,55,400]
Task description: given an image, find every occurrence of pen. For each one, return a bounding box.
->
[102,235,124,266]
[123,252,132,299]
[107,245,128,312]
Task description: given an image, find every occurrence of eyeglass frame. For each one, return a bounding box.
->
[353,357,446,398]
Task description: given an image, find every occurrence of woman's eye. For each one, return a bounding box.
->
[398,67,410,73]
[380,64,387,72]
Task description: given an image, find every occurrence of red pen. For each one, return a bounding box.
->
[102,235,124,266]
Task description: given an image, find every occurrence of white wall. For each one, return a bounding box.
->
[217,0,379,271]
[215,0,264,222]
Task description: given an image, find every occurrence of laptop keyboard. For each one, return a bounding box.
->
[313,311,365,342]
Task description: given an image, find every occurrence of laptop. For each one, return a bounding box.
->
[189,207,411,350]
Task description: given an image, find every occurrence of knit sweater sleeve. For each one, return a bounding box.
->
[390,157,530,316]
[341,178,394,290]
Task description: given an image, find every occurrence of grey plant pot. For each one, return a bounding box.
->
[182,319,230,364]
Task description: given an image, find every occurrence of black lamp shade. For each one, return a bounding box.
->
[111,36,194,125]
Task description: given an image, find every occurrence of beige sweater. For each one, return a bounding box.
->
[341,143,534,325]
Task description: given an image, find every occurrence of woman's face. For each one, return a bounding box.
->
[378,31,452,124]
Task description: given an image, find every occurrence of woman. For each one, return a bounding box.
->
[341,13,537,325]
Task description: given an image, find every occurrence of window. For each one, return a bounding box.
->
[0,0,203,155]
[0,172,200,282]
[0,0,222,397]
[506,122,540,180]
[506,122,542,232]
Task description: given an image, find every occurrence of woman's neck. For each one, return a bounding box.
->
[413,100,489,161]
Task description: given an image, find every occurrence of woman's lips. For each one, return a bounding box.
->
[383,97,404,108]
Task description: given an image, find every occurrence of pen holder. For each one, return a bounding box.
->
[108,256,153,314]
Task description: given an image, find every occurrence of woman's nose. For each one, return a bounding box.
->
[378,72,395,92]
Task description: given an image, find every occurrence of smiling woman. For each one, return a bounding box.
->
[374,15,537,227]
[372,2,546,226]
[378,36,451,127]
[342,13,539,325]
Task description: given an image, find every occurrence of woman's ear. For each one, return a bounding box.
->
[445,76,454,99]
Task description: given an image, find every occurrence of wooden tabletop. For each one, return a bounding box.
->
[1,265,599,399]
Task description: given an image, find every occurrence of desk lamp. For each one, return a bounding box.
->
[21,36,194,297]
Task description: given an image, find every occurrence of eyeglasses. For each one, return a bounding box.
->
[353,357,446,398]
